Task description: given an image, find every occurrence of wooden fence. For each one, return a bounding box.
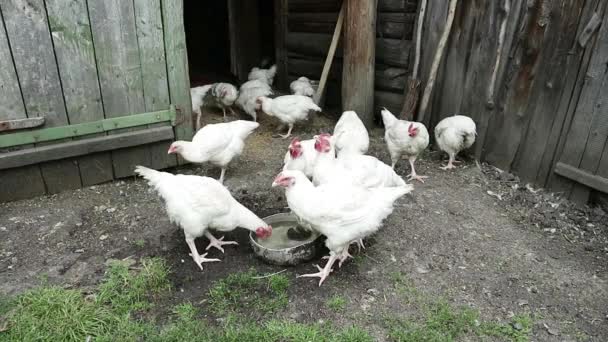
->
[0,0,193,202]
[417,0,608,204]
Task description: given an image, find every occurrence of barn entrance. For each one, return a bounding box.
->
[183,0,276,86]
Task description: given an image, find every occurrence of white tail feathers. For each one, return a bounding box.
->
[134,165,170,186]
[380,107,397,129]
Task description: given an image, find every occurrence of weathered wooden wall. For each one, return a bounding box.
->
[283,0,417,116]
[0,0,193,202]
[418,0,608,205]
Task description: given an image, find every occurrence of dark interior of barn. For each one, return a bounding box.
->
[184,0,276,87]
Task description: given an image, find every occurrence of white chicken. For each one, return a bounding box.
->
[434,115,477,170]
[168,120,259,183]
[135,166,272,271]
[333,111,369,157]
[236,80,273,122]
[282,137,317,178]
[290,76,314,97]
[190,83,238,128]
[257,95,322,138]
[272,169,412,285]
[312,134,406,189]
[381,108,430,182]
[248,64,277,85]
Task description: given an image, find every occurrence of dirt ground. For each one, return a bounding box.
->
[1,112,607,341]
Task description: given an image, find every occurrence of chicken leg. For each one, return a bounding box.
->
[323,248,353,268]
[185,236,220,271]
[279,123,294,139]
[219,168,226,184]
[298,252,338,286]
[196,110,202,131]
[222,108,228,122]
[440,153,457,170]
[407,157,428,183]
[205,231,238,253]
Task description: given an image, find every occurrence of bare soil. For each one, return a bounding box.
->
[1,112,607,341]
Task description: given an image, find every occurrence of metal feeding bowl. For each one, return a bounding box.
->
[250,212,323,266]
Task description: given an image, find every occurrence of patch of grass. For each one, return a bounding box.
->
[207,269,290,317]
[133,239,146,248]
[97,257,170,315]
[327,295,347,312]
[390,271,421,303]
[480,313,533,342]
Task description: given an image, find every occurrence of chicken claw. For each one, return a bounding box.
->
[298,254,338,286]
[407,174,428,183]
[322,249,352,268]
[440,164,457,170]
[205,233,238,253]
[188,252,221,271]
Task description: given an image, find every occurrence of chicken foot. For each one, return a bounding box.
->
[279,123,294,139]
[219,168,227,184]
[205,231,238,253]
[298,253,338,286]
[407,157,428,183]
[440,153,457,170]
[185,237,221,271]
[322,248,353,268]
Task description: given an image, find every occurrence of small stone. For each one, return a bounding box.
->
[99,234,108,241]
[367,288,379,296]
[0,227,6,232]
[106,208,116,213]
[543,323,558,335]
[181,259,185,263]
[416,266,431,274]
[75,249,85,253]
[512,322,523,331]
[180,288,184,293]
[517,299,529,306]
[75,222,83,227]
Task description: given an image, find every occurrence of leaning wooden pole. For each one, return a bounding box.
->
[417,0,458,123]
[342,0,378,128]
[400,0,427,120]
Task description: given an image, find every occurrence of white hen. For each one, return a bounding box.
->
[191,83,238,128]
[333,111,369,157]
[290,76,315,97]
[312,134,406,189]
[191,85,212,120]
[168,120,259,183]
[135,166,272,271]
[272,169,412,285]
[282,137,317,178]
[434,115,477,170]
[236,80,273,122]
[258,95,321,139]
[248,64,277,85]
[381,108,430,182]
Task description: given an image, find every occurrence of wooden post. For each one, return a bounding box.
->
[342,0,378,128]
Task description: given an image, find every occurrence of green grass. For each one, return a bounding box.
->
[327,295,347,312]
[207,269,290,316]
[133,239,146,248]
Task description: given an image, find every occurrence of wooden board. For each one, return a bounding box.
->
[0,126,174,170]
[162,0,193,164]
[285,32,410,68]
[1,0,81,194]
[134,0,176,170]
[289,0,417,13]
[0,8,46,202]
[88,0,148,178]
[45,0,114,186]
[274,0,289,90]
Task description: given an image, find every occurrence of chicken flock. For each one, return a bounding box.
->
[139,64,477,286]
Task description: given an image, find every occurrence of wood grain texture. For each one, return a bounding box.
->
[274,0,289,90]
[1,0,81,194]
[342,0,378,127]
[288,0,416,13]
[162,0,193,164]
[0,6,46,201]
[134,0,176,170]
[88,0,149,178]
[45,0,114,186]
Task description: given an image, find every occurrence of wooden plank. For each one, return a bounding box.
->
[134,0,176,170]
[578,12,602,47]
[285,32,410,68]
[162,0,193,165]
[0,126,174,170]
[342,0,378,127]
[88,0,149,178]
[0,109,175,148]
[0,7,46,202]
[314,3,344,106]
[288,12,415,40]
[374,90,403,117]
[288,0,416,13]
[44,0,112,186]
[512,0,587,183]
[274,0,289,90]
[555,162,608,194]
[0,117,45,131]
[2,0,81,194]
[539,0,605,188]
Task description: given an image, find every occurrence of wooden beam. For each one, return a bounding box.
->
[274,0,289,90]
[314,3,344,106]
[0,117,45,132]
[0,108,176,148]
[555,162,608,195]
[342,0,378,128]
[0,126,175,170]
